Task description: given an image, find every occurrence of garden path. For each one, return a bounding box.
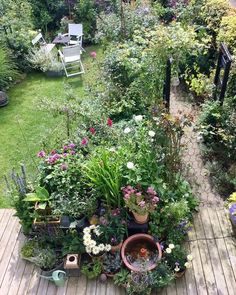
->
[0,91,235,295]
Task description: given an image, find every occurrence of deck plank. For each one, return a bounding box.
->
[85,278,97,295]
[189,241,207,295]
[17,261,35,295]
[0,218,21,287]
[215,238,236,295]
[224,237,236,279]
[65,277,78,295]
[175,275,187,295]
[0,229,24,293]
[184,243,197,295]
[26,267,41,295]
[197,239,217,294]
[0,209,13,241]
[76,275,87,295]
[207,207,223,238]
[206,238,228,295]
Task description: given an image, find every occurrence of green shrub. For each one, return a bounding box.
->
[0,46,19,89]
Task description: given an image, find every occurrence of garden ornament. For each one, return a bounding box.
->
[39,270,67,287]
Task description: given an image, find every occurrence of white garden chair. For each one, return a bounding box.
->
[63,24,85,51]
[58,45,85,77]
[32,33,55,54]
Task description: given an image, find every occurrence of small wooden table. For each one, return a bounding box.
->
[52,35,70,45]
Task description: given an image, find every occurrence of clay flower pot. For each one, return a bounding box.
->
[121,233,162,272]
[132,212,149,224]
[111,241,123,253]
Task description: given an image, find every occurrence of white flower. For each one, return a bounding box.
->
[134,115,143,122]
[85,246,92,253]
[169,244,175,249]
[127,162,135,170]
[174,266,180,272]
[153,117,158,121]
[98,244,105,251]
[83,227,90,234]
[94,228,101,236]
[89,225,96,230]
[124,127,131,134]
[83,239,91,246]
[184,262,191,269]
[105,244,111,251]
[166,248,172,254]
[187,254,193,261]
[90,240,96,247]
[148,130,155,137]
[83,233,91,241]
[92,246,99,255]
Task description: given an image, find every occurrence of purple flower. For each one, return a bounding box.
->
[50,149,56,155]
[229,204,236,221]
[147,187,157,196]
[175,262,180,266]
[70,150,75,155]
[61,163,68,170]
[112,208,120,216]
[152,196,159,204]
[68,143,76,149]
[63,145,68,151]
[37,150,46,158]
[63,153,68,157]
[136,192,142,197]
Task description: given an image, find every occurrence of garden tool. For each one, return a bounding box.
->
[39,270,67,287]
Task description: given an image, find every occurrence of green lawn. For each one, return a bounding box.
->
[0,45,102,207]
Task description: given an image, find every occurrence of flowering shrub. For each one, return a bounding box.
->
[122,185,159,215]
[37,143,97,217]
[83,225,111,255]
[164,244,193,272]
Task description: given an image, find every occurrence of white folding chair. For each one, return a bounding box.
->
[58,45,85,77]
[65,24,85,52]
[32,33,55,54]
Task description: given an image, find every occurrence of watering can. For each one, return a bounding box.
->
[39,270,67,287]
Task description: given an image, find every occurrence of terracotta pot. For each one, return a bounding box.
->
[121,233,162,272]
[111,241,123,253]
[132,212,149,224]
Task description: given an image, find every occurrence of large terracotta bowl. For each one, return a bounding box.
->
[121,233,162,272]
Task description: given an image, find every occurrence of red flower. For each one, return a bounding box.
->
[107,118,113,127]
[81,138,88,146]
[89,127,96,135]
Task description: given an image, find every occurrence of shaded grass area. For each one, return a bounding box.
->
[0,45,102,207]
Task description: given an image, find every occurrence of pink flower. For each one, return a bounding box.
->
[136,192,142,197]
[70,150,75,155]
[152,196,159,204]
[90,51,97,59]
[63,153,68,157]
[89,127,96,135]
[124,194,130,200]
[138,201,146,208]
[81,137,88,146]
[37,150,46,158]
[50,149,56,155]
[68,143,76,149]
[63,145,68,151]
[107,118,113,127]
[61,163,68,170]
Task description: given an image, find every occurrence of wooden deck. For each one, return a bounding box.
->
[0,207,235,295]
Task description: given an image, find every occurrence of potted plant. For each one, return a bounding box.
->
[23,186,51,215]
[32,248,63,276]
[101,252,122,277]
[27,48,63,77]
[81,258,102,279]
[122,186,159,224]
[163,244,192,278]
[99,208,127,252]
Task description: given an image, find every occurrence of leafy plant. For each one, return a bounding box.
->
[31,248,57,270]
[84,148,123,209]
[20,240,38,258]
[81,258,102,279]
[164,244,191,272]
[0,46,19,89]
[113,268,129,286]
[62,230,85,256]
[102,252,122,274]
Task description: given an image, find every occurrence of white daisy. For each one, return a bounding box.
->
[134,115,143,122]
[85,246,92,253]
[83,227,90,234]
[98,244,105,251]
[127,162,135,170]
[124,127,131,134]
[166,248,172,254]
[148,130,155,137]
[184,262,191,269]
[174,266,180,272]
[187,254,193,261]
[105,244,111,251]
[92,247,99,255]
[169,244,175,249]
